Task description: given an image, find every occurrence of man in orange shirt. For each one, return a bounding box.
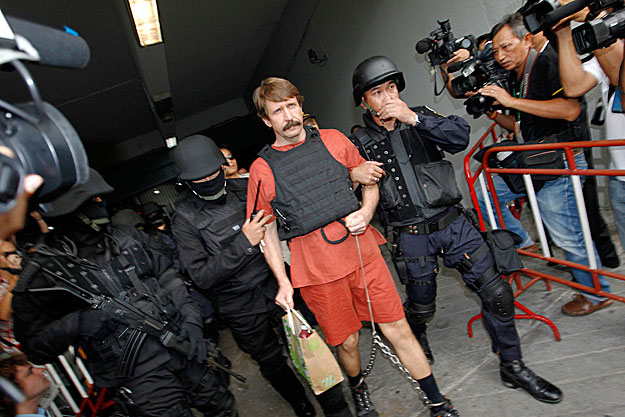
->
[248,77,459,417]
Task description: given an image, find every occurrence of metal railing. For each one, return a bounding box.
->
[463,122,625,341]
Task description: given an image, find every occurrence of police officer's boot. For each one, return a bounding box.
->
[350,377,378,417]
[429,398,460,417]
[265,362,315,416]
[500,360,562,403]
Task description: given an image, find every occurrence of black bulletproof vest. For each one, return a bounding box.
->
[22,228,181,383]
[174,186,268,294]
[258,127,361,240]
[351,110,453,226]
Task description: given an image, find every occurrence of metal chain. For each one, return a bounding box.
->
[354,236,433,409]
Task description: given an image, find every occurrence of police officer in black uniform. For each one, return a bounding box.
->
[171,135,346,417]
[11,169,236,417]
[349,56,562,404]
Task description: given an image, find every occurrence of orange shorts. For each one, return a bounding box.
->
[299,255,405,346]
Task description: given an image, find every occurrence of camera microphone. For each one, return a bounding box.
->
[6,16,90,69]
[416,38,432,54]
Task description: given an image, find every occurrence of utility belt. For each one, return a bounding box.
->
[391,208,524,288]
[397,206,462,235]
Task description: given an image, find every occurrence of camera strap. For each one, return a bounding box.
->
[519,48,538,100]
[513,48,538,142]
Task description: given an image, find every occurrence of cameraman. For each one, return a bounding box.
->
[439,34,491,98]
[553,1,625,259]
[478,13,613,316]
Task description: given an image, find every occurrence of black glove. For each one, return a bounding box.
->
[177,322,206,363]
[78,310,123,339]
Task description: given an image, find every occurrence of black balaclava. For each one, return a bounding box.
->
[187,170,227,203]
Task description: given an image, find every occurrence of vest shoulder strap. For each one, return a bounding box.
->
[350,127,378,150]
[174,199,212,230]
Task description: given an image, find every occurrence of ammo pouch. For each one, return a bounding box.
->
[379,174,403,210]
[482,229,523,275]
[413,160,463,207]
[474,136,564,195]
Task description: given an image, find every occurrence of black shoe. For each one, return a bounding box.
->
[430,399,460,417]
[601,256,620,269]
[416,331,435,365]
[292,399,316,417]
[500,360,562,404]
[350,380,378,417]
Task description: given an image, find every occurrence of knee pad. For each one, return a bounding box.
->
[196,389,236,417]
[403,300,436,326]
[478,277,515,322]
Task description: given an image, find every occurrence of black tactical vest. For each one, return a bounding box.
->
[350,108,462,226]
[19,227,182,384]
[258,127,361,241]
[174,184,268,294]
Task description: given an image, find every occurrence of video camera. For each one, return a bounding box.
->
[450,42,511,118]
[572,1,625,54]
[519,0,622,35]
[0,10,90,214]
[416,20,474,66]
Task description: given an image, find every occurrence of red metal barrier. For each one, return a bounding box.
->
[463,123,625,341]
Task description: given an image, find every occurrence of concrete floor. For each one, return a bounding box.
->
[216,212,625,417]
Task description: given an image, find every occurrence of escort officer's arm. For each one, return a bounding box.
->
[349,161,385,187]
[261,219,294,311]
[382,98,471,154]
[172,212,271,290]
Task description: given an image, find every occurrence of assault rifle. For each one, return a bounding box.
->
[22,260,246,382]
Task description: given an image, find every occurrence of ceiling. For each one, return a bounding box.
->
[0,0,301,169]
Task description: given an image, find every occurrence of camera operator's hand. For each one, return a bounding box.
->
[479,85,514,108]
[350,161,385,186]
[242,209,272,246]
[554,0,590,27]
[377,97,417,125]
[441,49,471,71]
[0,147,44,240]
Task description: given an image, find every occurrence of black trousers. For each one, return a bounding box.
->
[402,214,522,361]
[123,350,235,417]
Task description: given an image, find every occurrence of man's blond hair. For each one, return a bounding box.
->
[253,77,304,119]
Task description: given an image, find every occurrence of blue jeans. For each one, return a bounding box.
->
[477,153,610,302]
[477,175,534,248]
[610,177,625,251]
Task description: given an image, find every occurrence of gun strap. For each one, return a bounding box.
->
[118,254,167,320]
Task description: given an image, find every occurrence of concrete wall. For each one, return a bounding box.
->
[282,0,611,205]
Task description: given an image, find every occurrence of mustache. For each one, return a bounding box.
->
[282,120,301,131]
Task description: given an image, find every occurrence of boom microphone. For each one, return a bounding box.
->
[6,16,90,69]
[416,38,432,54]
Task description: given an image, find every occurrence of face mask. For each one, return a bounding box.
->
[188,170,227,202]
[77,200,110,232]
[0,267,21,275]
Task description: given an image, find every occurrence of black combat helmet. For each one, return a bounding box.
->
[42,168,113,217]
[111,208,145,228]
[173,135,226,181]
[352,56,405,105]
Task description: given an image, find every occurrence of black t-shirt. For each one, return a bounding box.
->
[511,44,586,142]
